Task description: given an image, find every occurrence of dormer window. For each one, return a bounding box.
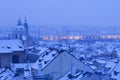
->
[6,45,11,49]
[42,54,45,58]
[18,45,22,48]
[44,60,49,64]
[2,47,5,48]
[114,71,119,75]
[39,59,43,62]
[46,52,49,55]
[52,54,55,57]
[44,61,47,64]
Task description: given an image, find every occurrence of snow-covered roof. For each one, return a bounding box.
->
[16,25,25,30]
[91,59,117,72]
[11,63,34,79]
[0,68,15,80]
[22,36,27,40]
[12,63,33,69]
[111,59,120,80]
[31,50,58,70]
[0,39,24,53]
[37,47,48,55]
[60,70,93,80]
[0,68,25,80]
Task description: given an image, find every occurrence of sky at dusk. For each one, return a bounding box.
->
[0,0,120,26]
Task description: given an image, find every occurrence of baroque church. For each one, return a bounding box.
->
[13,17,29,40]
[0,18,33,68]
[12,18,33,47]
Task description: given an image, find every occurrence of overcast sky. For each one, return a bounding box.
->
[0,0,120,26]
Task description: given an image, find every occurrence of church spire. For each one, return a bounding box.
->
[17,17,22,26]
[23,17,28,30]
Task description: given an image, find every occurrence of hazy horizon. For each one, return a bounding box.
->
[0,0,120,27]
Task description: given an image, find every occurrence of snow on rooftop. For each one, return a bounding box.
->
[115,48,120,57]
[93,59,106,64]
[105,61,117,73]
[0,39,24,53]
[91,59,117,74]
[32,50,58,70]
[0,68,15,80]
[22,36,27,40]
[16,25,25,30]
[111,59,120,80]
[90,65,97,70]
[11,63,34,79]
[12,63,33,69]
[0,40,120,79]
[60,69,93,80]
[0,48,12,53]
[37,47,48,55]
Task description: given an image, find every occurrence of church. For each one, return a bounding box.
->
[12,18,33,47]
[0,18,33,68]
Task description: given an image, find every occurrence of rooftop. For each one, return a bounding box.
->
[0,39,24,53]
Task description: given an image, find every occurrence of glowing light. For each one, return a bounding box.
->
[42,35,120,41]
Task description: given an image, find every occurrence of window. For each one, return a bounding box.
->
[12,55,19,63]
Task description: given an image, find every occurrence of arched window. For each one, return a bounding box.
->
[15,34,17,39]
[12,55,19,63]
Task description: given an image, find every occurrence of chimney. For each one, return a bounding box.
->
[38,61,42,76]
[71,63,76,76]
[24,65,31,78]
